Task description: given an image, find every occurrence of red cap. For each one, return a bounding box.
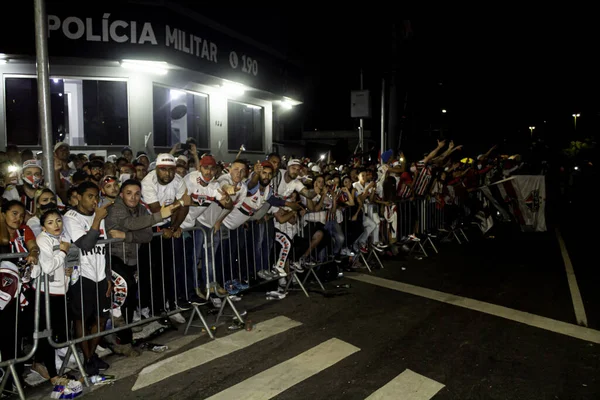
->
[261,161,274,170]
[199,155,217,167]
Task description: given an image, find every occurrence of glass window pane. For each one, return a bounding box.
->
[227,101,263,152]
[4,77,128,147]
[152,85,209,149]
[82,80,128,145]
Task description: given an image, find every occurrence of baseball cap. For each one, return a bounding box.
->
[100,175,118,188]
[22,159,42,172]
[156,153,176,167]
[261,161,274,170]
[287,159,302,167]
[199,155,217,167]
[176,155,189,165]
[54,142,69,152]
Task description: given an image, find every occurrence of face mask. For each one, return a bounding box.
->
[410,166,417,173]
[39,202,57,211]
[23,175,43,189]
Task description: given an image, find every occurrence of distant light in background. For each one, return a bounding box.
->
[441,109,447,113]
[121,59,168,75]
[574,166,579,171]
[58,93,63,97]
[320,154,326,160]
[53,78,59,83]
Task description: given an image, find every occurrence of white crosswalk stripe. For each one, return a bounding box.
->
[132,316,302,391]
[205,338,360,400]
[365,369,445,400]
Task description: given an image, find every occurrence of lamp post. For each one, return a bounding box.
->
[529,126,535,137]
[572,113,580,130]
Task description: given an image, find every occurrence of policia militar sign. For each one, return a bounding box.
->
[0,2,302,99]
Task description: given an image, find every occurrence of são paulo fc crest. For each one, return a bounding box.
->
[525,189,540,212]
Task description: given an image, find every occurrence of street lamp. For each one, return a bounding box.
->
[529,126,535,136]
[572,113,580,130]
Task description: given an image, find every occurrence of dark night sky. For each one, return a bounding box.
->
[175,6,600,153]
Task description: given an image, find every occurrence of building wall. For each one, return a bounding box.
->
[0,60,273,161]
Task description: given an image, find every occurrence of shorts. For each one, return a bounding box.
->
[70,277,110,322]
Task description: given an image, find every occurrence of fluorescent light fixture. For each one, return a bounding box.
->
[245,104,261,110]
[121,59,168,75]
[220,81,245,96]
[170,89,185,101]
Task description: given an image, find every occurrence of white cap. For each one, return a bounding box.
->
[311,165,321,173]
[287,159,302,167]
[22,159,43,172]
[54,142,69,152]
[156,153,176,167]
[176,155,189,165]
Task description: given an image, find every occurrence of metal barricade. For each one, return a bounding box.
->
[0,252,42,400]
[37,226,215,387]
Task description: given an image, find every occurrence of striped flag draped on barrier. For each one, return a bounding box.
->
[479,175,547,232]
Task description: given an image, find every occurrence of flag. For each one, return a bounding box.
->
[479,176,546,232]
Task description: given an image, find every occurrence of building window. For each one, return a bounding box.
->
[4,77,128,146]
[153,85,209,149]
[227,101,264,152]
[81,80,128,145]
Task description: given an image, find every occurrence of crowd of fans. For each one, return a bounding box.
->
[0,137,530,392]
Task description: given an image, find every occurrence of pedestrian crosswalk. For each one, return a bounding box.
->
[205,338,359,400]
[365,369,445,400]
[131,316,446,399]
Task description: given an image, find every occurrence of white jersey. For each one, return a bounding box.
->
[223,184,271,230]
[198,174,247,229]
[270,170,305,213]
[141,170,182,226]
[62,209,107,282]
[177,171,223,229]
[302,193,329,224]
[272,207,300,239]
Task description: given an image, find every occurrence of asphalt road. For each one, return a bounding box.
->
[26,223,600,400]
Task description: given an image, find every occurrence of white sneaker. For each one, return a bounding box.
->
[290,261,304,273]
[169,313,186,324]
[408,234,420,242]
[272,265,287,277]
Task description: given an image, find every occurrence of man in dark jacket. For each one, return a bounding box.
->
[105,179,179,349]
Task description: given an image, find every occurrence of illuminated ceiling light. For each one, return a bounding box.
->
[169,89,185,100]
[220,81,245,96]
[120,59,168,75]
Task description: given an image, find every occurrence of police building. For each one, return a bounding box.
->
[0,1,303,159]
